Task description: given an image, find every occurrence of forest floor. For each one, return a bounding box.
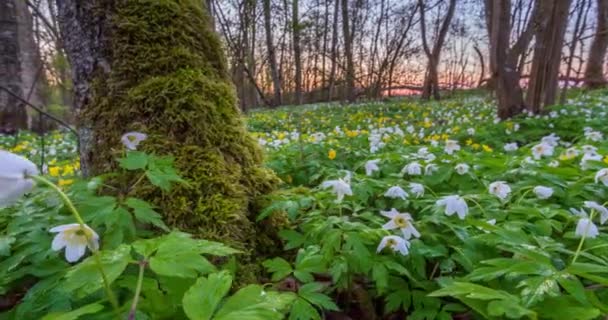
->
[2,90,608,319]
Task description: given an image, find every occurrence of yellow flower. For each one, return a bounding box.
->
[49,167,60,177]
[482,145,493,152]
[466,139,473,146]
[328,149,337,160]
[604,156,608,164]
[58,179,74,187]
[472,143,481,150]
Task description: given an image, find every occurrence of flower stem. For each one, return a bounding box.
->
[31,175,120,313]
[128,260,147,320]
[515,189,533,206]
[463,196,487,215]
[571,210,597,265]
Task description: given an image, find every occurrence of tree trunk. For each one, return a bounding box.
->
[16,0,49,132]
[328,0,340,101]
[56,0,280,267]
[0,0,33,133]
[263,0,282,106]
[292,0,303,105]
[342,0,356,102]
[526,0,572,113]
[584,0,608,88]
[486,0,526,119]
[419,0,457,100]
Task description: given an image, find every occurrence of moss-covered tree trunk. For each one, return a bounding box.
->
[56,0,280,269]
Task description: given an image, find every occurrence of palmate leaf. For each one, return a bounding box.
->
[263,257,293,281]
[183,271,233,320]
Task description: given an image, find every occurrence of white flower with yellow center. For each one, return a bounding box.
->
[380,208,420,239]
[489,181,511,200]
[0,150,38,207]
[50,223,100,262]
[376,235,410,256]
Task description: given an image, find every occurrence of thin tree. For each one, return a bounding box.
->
[485,0,526,119]
[56,0,280,254]
[342,0,356,102]
[418,0,457,100]
[263,0,282,105]
[584,0,608,88]
[292,0,303,104]
[526,0,572,113]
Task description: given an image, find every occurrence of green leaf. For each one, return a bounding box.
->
[429,282,513,301]
[0,236,15,256]
[263,257,293,281]
[213,285,287,320]
[289,298,321,320]
[41,303,104,320]
[63,245,131,299]
[183,271,233,320]
[125,198,169,231]
[118,151,148,170]
[150,233,216,278]
[298,283,338,311]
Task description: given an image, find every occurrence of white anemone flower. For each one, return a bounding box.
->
[596,168,608,186]
[576,218,600,239]
[541,133,560,147]
[402,162,422,176]
[584,201,608,224]
[384,186,408,200]
[121,132,148,150]
[488,181,511,200]
[580,153,603,170]
[380,208,420,239]
[504,143,518,152]
[533,186,553,199]
[454,163,469,175]
[436,195,468,220]
[50,223,100,262]
[365,159,380,176]
[321,178,352,202]
[377,235,410,256]
[585,130,603,142]
[0,150,38,207]
[409,183,425,198]
[444,140,460,155]
[531,142,554,160]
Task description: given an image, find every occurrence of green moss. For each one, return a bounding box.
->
[81,0,282,279]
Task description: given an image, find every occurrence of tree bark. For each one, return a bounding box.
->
[263,0,282,106]
[584,0,608,88]
[526,0,572,113]
[342,0,356,102]
[0,0,29,132]
[16,0,49,132]
[486,0,526,119]
[328,0,340,101]
[419,0,457,100]
[56,0,280,259]
[292,0,303,104]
